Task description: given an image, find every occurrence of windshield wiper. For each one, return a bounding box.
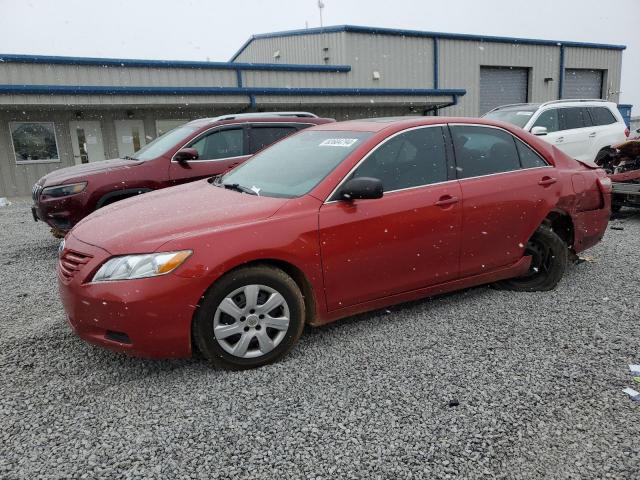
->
[221,182,258,195]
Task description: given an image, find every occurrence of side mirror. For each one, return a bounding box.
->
[174,148,199,164]
[531,126,548,136]
[339,177,383,201]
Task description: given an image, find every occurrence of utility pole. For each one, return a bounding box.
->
[318,0,325,27]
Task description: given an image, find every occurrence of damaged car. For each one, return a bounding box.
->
[58,117,612,369]
[595,138,640,211]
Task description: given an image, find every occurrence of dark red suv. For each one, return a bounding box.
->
[31,112,333,235]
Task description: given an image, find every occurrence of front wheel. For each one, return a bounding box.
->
[193,265,305,370]
[496,226,568,292]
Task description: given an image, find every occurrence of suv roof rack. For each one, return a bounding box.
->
[214,111,319,121]
[487,103,537,112]
[539,98,611,108]
[487,98,612,114]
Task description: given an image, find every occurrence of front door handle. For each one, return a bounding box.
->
[555,137,564,143]
[588,132,597,138]
[435,195,459,207]
[538,176,557,187]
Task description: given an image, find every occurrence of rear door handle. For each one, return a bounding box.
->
[555,137,564,143]
[435,195,459,207]
[588,132,597,138]
[538,176,557,187]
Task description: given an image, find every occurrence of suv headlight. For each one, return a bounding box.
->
[42,182,87,198]
[92,250,192,282]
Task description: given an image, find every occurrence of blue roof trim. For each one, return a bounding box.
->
[0,53,351,73]
[230,24,626,61]
[0,84,466,97]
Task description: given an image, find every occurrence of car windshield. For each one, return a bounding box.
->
[482,108,537,128]
[130,124,199,161]
[220,130,372,198]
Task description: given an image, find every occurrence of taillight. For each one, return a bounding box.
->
[625,127,630,138]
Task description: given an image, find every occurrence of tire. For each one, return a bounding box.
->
[193,265,305,370]
[611,203,622,214]
[496,226,568,292]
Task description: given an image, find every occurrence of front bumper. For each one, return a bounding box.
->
[32,191,90,231]
[57,234,204,359]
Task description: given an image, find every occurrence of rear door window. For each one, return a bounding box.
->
[532,109,560,133]
[248,126,298,154]
[588,106,617,126]
[515,138,548,168]
[559,107,587,130]
[450,125,521,178]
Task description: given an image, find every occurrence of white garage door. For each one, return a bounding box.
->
[564,69,603,99]
[479,67,529,114]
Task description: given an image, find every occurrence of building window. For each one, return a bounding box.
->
[10,122,60,164]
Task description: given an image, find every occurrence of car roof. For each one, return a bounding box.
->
[311,116,506,132]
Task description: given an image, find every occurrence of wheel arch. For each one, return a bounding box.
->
[196,258,320,326]
[189,257,321,358]
[543,209,575,250]
[95,188,153,209]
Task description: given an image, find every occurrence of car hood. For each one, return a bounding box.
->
[70,180,288,254]
[39,158,143,186]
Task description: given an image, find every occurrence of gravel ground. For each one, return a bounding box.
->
[1,198,639,479]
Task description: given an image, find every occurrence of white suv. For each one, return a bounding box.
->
[483,100,629,162]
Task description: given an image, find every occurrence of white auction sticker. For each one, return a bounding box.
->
[319,138,358,147]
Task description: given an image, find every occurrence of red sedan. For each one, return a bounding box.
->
[58,117,611,369]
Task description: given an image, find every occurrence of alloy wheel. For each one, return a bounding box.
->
[213,284,290,359]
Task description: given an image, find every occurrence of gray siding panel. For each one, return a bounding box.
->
[233,32,346,65]
[0,94,250,107]
[0,64,238,89]
[242,70,350,88]
[439,40,560,116]
[343,33,434,88]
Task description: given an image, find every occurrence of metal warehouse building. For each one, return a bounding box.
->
[0,25,626,197]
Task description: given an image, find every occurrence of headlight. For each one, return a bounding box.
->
[42,182,87,198]
[92,250,192,282]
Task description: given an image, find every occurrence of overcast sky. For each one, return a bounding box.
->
[0,0,638,109]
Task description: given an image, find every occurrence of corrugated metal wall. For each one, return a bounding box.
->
[233,32,347,65]
[343,33,434,88]
[0,94,249,107]
[0,63,238,89]
[438,40,560,116]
